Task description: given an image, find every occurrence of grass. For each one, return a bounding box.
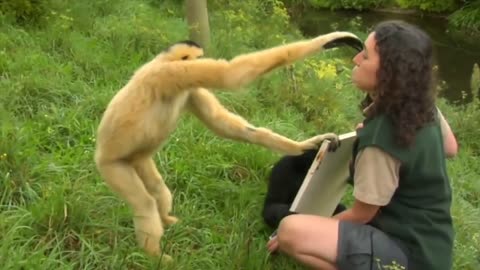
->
[0,0,479,269]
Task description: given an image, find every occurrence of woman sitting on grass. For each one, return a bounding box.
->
[267,20,457,270]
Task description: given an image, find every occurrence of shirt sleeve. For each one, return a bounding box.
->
[353,147,401,206]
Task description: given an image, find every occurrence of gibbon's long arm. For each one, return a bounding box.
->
[186,88,337,155]
[149,32,362,95]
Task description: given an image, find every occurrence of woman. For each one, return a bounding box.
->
[267,20,456,270]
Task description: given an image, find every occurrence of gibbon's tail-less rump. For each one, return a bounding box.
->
[94,31,362,260]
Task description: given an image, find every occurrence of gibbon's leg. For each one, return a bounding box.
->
[156,32,363,93]
[186,88,338,155]
[96,160,170,259]
[263,203,296,229]
[133,157,178,226]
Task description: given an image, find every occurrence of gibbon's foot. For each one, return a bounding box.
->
[136,227,173,263]
[136,230,173,263]
[161,254,173,263]
[142,238,173,262]
[133,214,164,256]
[162,215,179,226]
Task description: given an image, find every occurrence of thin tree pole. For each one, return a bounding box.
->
[185,0,210,51]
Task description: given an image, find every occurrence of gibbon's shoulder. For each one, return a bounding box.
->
[161,40,204,62]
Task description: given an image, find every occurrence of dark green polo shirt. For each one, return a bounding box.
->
[353,113,454,270]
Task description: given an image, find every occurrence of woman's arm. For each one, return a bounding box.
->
[333,147,400,224]
[333,199,380,223]
[437,107,458,158]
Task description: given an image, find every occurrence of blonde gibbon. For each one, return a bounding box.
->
[94,32,363,260]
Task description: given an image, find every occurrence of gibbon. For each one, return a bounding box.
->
[262,149,347,229]
[94,32,363,260]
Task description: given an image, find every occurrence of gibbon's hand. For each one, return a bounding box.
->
[299,133,339,153]
[320,32,364,53]
[327,136,341,152]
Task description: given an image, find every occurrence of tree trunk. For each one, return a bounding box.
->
[471,63,480,100]
[185,0,210,51]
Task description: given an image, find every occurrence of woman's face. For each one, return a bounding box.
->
[351,32,380,93]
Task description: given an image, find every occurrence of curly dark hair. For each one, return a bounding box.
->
[362,20,437,147]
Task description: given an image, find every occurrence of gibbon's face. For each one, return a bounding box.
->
[165,44,204,61]
[351,32,379,93]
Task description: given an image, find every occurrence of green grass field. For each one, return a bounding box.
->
[0,1,479,269]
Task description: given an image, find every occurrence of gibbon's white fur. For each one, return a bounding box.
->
[94,32,363,260]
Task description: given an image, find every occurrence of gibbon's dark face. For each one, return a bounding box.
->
[323,36,364,53]
[176,40,203,60]
[177,40,202,48]
[165,41,204,61]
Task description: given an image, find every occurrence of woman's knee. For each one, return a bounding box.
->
[277,215,305,253]
[277,215,340,257]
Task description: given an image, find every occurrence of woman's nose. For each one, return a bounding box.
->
[353,53,362,65]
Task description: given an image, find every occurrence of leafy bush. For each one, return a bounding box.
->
[454,63,480,155]
[308,0,386,10]
[207,0,301,58]
[395,0,459,12]
[0,0,51,25]
[449,1,480,34]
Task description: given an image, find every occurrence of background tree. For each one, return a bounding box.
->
[185,0,210,51]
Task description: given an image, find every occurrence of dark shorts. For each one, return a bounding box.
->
[337,221,409,270]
